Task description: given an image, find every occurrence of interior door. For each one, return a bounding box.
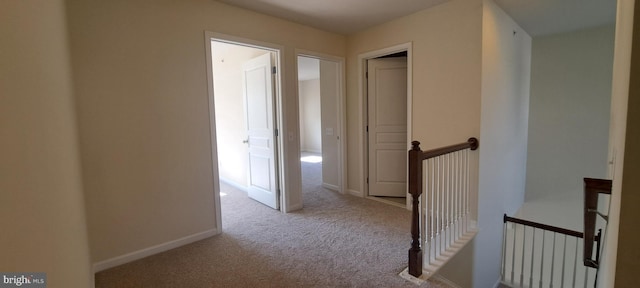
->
[367,57,408,197]
[243,53,279,209]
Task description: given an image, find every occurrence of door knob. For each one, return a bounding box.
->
[242,138,249,144]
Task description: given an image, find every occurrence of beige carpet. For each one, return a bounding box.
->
[95,161,454,287]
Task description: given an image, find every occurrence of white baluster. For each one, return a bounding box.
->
[550,233,556,288]
[502,221,507,281]
[430,158,435,263]
[511,223,517,285]
[521,226,526,287]
[561,235,567,288]
[572,237,578,288]
[440,155,445,255]
[540,230,545,288]
[530,228,536,288]
[583,266,589,288]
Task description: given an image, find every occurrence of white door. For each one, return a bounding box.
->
[243,53,279,209]
[367,57,408,197]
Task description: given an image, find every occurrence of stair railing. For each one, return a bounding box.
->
[502,214,601,288]
[501,178,611,288]
[407,137,479,277]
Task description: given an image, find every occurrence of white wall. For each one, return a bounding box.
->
[299,79,322,153]
[347,0,483,196]
[525,25,614,208]
[472,1,532,287]
[0,0,92,286]
[66,0,346,265]
[212,42,268,187]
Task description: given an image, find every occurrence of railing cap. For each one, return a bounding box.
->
[411,141,421,151]
[468,137,479,151]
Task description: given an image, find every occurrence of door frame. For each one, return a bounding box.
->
[358,42,413,209]
[205,31,288,231]
[295,49,347,194]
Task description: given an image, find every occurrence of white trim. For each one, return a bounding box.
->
[301,148,322,154]
[347,189,363,197]
[287,203,303,211]
[204,31,223,233]
[366,196,407,209]
[322,183,339,191]
[358,42,413,209]
[399,268,427,285]
[204,31,289,214]
[432,275,463,288]
[92,229,217,272]
[600,1,635,287]
[295,49,347,195]
[400,229,478,284]
[219,177,248,192]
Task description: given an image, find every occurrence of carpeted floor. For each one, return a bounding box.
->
[94,161,454,287]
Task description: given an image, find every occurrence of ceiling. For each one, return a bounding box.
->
[218,0,448,35]
[495,0,616,36]
[218,0,616,37]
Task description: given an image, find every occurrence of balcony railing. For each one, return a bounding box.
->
[501,178,611,288]
[404,138,479,279]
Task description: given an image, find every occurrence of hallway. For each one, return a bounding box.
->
[94,161,455,287]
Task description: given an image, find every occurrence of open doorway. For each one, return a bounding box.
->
[360,44,412,209]
[208,38,283,227]
[296,54,345,195]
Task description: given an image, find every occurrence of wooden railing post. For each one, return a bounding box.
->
[408,141,423,277]
[583,178,612,268]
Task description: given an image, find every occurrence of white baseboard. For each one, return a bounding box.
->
[432,274,463,288]
[322,183,339,191]
[284,202,303,213]
[219,177,247,192]
[92,228,217,273]
[399,268,463,287]
[347,189,362,197]
[366,196,407,209]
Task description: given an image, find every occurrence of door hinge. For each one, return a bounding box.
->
[275,129,279,136]
[366,71,368,78]
[272,66,277,74]
[366,126,369,132]
[366,177,369,184]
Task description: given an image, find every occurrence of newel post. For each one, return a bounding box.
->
[408,141,423,277]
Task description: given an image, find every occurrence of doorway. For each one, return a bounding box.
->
[297,54,345,194]
[359,43,412,209]
[207,37,284,228]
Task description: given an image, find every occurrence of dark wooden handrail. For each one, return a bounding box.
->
[407,137,479,277]
[503,214,583,238]
[583,178,612,268]
[421,137,479,160]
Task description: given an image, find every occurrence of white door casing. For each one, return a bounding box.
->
[295,49,347,196]
[367,57,408,197]
[243,53,279,209]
